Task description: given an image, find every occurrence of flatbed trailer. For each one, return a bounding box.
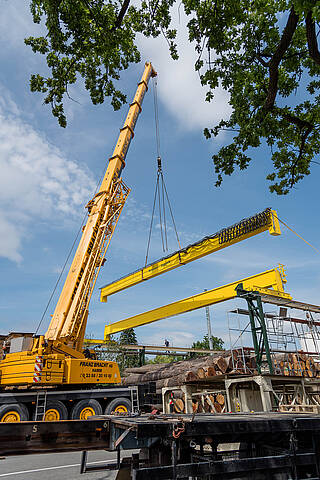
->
[1,412,320,479]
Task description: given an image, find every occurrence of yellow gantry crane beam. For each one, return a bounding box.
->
[104,266,291,337]
[100,208,281,302]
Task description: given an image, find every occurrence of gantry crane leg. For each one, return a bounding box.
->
[236,284,274,374]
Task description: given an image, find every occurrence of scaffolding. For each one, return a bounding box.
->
[228,302,320,376]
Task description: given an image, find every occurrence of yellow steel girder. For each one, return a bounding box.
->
[100,208,281,302]
[104,266,291,337]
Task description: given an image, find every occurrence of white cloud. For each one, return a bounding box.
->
[137,6,231,131]
[0,1,41,51]
[0,214,22,263]
[0,85,96,263]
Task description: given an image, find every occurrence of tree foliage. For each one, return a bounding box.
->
[119,327,138,346]
[191,334,224,356]
[118,328,140,370]
[26,1,320,193]
[147,354,184,364]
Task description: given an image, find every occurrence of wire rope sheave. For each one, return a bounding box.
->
[100,208,281,301]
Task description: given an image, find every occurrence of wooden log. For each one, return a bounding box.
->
[213,356,228,374]
[123,364,164,375]
[287,362,294,376]
[306,359,314,377]
[224,355,233,372]
[202,398,211,413]
[158,371,199,388]
[216,393,225,406]
[205,366,216,378]
[291,354,300,375]
[192,401,199,413]
[197,367,206,379]
[124,353,235,385]
[186,371,198,382]
[173,398,185,413]
[299,353,308,362]
[122,374,144,385]
[207,394,215,411]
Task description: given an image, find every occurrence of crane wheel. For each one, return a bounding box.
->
[35,400,68,421]
[71,399,102,420]
[0,403,29,422]
[105,398,132,415]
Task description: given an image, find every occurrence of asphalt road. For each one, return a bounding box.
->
[0,450,124,479]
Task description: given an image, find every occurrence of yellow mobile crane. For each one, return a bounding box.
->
[0,62,157,422]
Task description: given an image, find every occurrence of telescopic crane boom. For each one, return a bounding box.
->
[46,62,157,354]
[0,62,157,388]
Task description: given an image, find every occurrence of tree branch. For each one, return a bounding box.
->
[263,7,299,111]
[113,0,130,30]
[306,11,320,65]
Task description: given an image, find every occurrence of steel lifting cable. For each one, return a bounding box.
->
[145,78,181,265]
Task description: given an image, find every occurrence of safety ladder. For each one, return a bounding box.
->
[35,391,47,421]
[130,386,139,413]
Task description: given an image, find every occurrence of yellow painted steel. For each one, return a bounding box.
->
[104,267,291,337]
[114,404,128,413]
[0,352,121,386]
[0,63,156,388]
[44,409,60,422]
[79,406,95,419]
[46,61,157,348]
[100,209,281,302]
[1,411,21,422]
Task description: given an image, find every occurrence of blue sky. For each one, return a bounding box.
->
[1,2,320,350]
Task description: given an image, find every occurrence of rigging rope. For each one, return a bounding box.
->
[145,78,181,265]
[274,214,320,255]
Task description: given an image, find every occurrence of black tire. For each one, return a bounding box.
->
[33,400,68,421]
[105,397,132,415]
[71,399,102,420]
[0,403,29,422]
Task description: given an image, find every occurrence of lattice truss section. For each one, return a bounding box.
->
[67,179,130,342]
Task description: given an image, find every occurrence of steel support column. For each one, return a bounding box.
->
[236,284,274,374]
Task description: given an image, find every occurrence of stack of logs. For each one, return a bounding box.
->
[122,350,256,390]
[122,350,320,390]
[273,352,320,377]
[122,350,320,414]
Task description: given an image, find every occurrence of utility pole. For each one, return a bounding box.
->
[204,289,214,351]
